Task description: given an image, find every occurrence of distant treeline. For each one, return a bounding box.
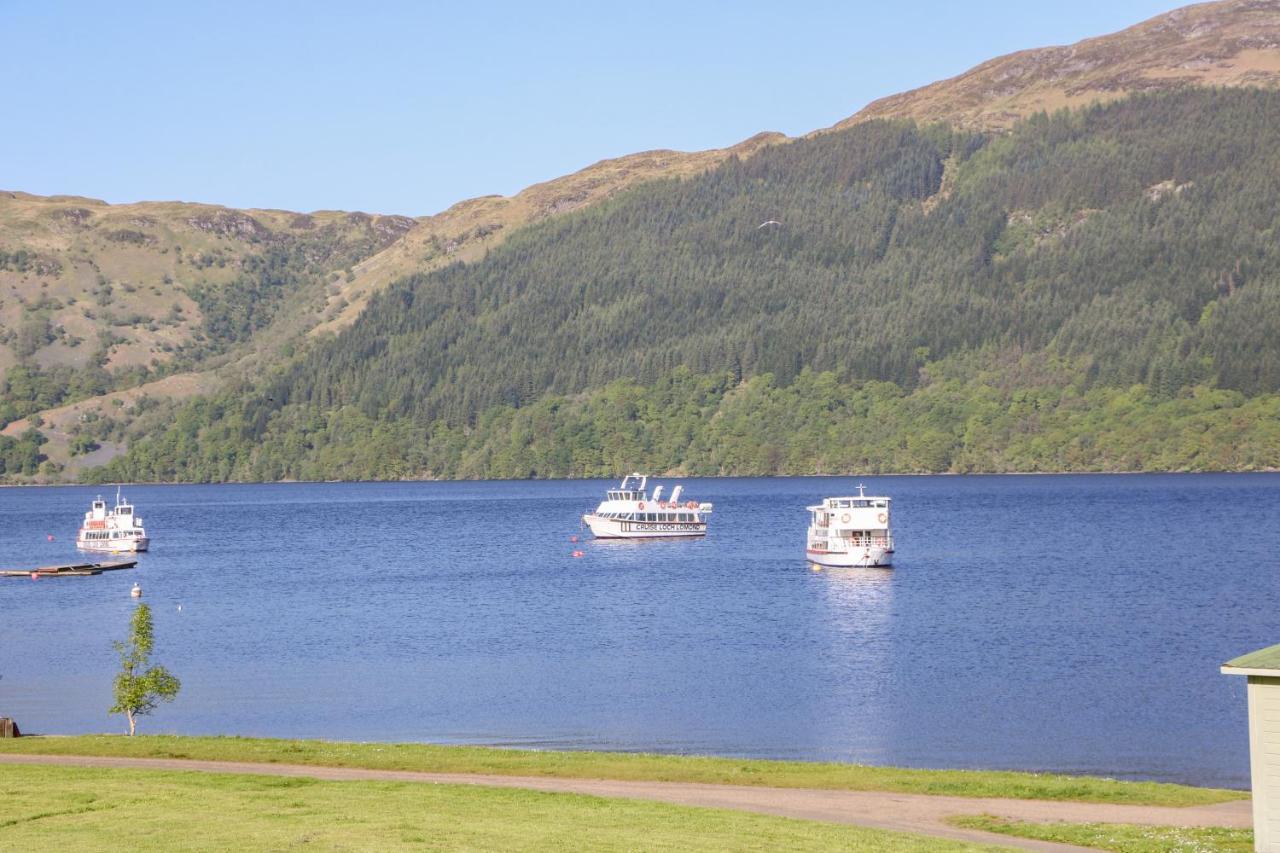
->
[87,364,1280,483]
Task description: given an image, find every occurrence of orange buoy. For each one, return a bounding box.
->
[46,534,54,542]
[571,550,584,558]
[30,571,39,580]
[570,535,578,543]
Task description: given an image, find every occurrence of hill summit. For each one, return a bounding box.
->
[839,0,1280,130]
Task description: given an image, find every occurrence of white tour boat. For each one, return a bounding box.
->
[76,490,150,553]
[806,485,893,567]
[582,473,712,539]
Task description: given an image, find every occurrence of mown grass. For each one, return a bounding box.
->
[0,735,1247,807]
[0,764,1004,851]
[951,815,1253,852]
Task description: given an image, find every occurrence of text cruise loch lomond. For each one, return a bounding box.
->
[76,490,150,553]
[806,485,893,567]
[582,473,712,539]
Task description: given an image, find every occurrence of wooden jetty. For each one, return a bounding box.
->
[0,560,137,578]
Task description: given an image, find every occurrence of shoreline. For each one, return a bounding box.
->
[0,734,1248,806]
[3,469,1279,489]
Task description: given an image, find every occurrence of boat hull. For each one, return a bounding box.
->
[583,514,706,539]
[806,547,893,568]
[76,537,149,554]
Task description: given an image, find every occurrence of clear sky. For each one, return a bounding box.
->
[3,1,1183,216]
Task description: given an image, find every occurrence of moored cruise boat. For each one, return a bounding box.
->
[76,490,149,553]
[582,473,712,539]
[806,485,893,567]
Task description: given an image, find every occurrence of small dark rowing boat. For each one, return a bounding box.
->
[0,560,138,578]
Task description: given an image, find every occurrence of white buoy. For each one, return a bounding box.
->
[130,583,142,598]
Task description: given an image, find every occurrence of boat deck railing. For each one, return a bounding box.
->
[812,530,892,547]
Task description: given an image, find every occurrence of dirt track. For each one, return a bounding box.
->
[0,753,1252,851]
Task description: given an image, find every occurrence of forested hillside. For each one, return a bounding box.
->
[0,138,787,478]
[86,88,1280,482]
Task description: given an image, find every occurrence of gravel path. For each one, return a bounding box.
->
[0,753,1251,851]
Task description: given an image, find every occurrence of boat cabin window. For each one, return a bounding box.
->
[119,506,132,515]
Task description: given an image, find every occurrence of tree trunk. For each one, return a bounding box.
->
[127,711,135,736]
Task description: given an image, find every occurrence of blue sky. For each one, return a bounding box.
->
[3,1,1182,215]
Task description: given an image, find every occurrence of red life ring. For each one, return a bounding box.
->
[877,512,888,524]
[686,500,696,509]
[659,501,668,509]
[638,501,646,510]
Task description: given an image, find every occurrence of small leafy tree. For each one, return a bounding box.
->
[110,603,180,735]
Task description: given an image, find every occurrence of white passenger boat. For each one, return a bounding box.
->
[806,486,893,567]
[582,473,712,539]
[76,490,150,553]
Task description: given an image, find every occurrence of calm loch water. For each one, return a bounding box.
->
[1,474,1277,788]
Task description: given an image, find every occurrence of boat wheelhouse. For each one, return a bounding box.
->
[582,473,712,539]
[76,490,149,553]
[806,485,893,567]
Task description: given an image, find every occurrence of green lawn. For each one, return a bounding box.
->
[951,815,1253,852]
[0,735,1247,807]
[0,764,1003,852]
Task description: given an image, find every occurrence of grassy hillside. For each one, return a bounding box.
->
[0,194,420,474]
[839,0,1280,131]
[88,89,1280,482]
[0,193,412,375]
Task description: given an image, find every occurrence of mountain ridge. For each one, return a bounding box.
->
[5,0,1280,480]
[838,0,1280,130]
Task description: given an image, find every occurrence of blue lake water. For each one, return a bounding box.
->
[1,474,1277,788]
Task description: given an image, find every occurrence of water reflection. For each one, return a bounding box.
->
[804,563,898,764]
[813,564,895,634]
